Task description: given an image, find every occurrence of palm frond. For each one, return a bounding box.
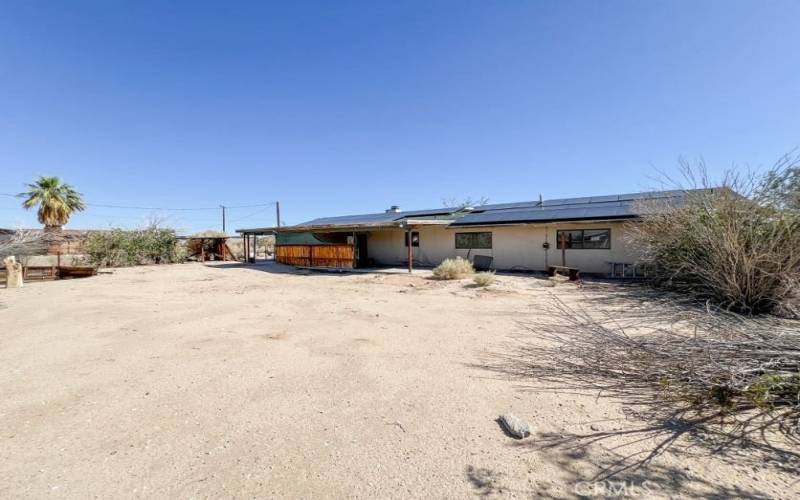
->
[17,176,85,227]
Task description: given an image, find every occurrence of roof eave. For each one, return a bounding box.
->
[235,227,278,234]
[238,218,454,234]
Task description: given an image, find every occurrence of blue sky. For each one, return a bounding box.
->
[1,1,798,233]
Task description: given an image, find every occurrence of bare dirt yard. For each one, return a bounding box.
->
[1,262,797,498]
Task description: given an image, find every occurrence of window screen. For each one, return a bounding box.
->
[455,232,492,249]
[556,229,610,249]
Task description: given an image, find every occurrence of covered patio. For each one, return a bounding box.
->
[236,207,459,273]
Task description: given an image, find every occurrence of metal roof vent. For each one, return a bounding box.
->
[385,205,401,213]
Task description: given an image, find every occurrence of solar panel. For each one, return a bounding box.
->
[283,189,701,230]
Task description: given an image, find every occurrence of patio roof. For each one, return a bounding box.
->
[237,207,460,234]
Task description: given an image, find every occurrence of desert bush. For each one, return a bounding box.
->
[432,257,474,279]
[493,295,800,439]
[628,158,800,315]
[84,225,182,267]
[473,271,496,287]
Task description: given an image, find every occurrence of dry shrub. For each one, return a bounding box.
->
[473,271,496,287]
[432,257,474,279]
[494,294,800,438]
[0,229,43,259]
[627,157,800,315]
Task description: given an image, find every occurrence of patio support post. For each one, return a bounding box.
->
[407,227,413,274]
[352,231,357,269]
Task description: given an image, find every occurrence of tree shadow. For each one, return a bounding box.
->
[522,441,775,499]
[465,442,775,499]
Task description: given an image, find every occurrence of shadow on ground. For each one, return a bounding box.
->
[469,284,800,498]
[209,261,433,277]
[466,439,775,499]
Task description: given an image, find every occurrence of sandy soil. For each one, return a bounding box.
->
[0,262,796,498]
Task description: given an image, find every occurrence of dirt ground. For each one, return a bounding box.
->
[1,262,797,498]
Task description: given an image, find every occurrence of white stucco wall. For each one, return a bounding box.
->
[365,221,643,274]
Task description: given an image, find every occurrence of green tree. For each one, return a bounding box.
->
[18,176,86,233]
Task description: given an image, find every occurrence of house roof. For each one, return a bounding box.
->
[451,189,695,226]
[237,207,460,233]
[298,207,458,227]
[237,189,710,234]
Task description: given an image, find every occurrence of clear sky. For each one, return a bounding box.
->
[1,1,798,233]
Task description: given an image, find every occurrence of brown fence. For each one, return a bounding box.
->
[0,266,58,283]
[0,265,97,285]
[275,244,354,268]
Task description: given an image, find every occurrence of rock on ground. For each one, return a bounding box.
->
[499,413,531,439]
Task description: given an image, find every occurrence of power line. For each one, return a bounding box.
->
[85,203,219,211]
[0,193,275,211]
[228,206,275,224]
[83,201,276,211]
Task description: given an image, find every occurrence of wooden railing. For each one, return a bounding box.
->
[0,265,98,285]
[275,244,354,268]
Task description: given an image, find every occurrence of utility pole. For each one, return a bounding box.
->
[221,205,226,233]
[276,201,281,228]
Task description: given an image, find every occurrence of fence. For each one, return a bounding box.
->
[275,244,354,268]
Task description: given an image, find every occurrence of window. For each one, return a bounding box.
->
[404,231,419,247]
[556,229,610,249]
[455,232,492,249]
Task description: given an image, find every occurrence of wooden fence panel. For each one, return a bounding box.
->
[275,245,311,267]
[276,245,353,268]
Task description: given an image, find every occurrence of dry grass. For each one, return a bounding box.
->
[490,293,800,442]
[0,229,43,258]
[432,257,474,280]
[472,271,496,287]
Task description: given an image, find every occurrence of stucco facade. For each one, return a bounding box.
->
[365,220,642,274]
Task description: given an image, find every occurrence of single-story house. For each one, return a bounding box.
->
[237,189,702,276]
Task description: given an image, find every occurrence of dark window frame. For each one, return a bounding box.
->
[404,231,420,247]
[556,228,611,250]
[455,232,493,249]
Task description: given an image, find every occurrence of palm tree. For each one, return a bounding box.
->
[18,176,86,233]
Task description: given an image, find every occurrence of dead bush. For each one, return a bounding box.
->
[473,271,496,287]
[491,294,800,441]
[432,257,474,280]
[627,157,800,315]
[0,229,43,259]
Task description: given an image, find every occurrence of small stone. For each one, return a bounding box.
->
[590,424,601,431]
[499,413,531,439]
